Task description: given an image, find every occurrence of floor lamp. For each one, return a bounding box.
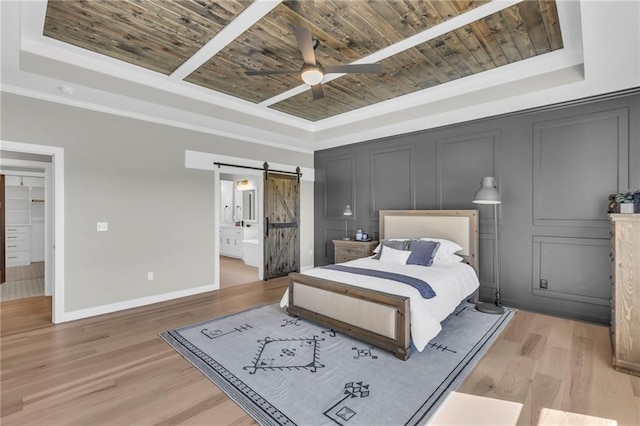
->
[342,204,352,240]
[473,177,504,315]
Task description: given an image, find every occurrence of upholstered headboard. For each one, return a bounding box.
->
[379,210,479,274]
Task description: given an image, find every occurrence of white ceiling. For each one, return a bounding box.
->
[1,1,639,153]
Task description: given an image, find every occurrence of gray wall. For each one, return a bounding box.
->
[314,92,640,324]
[1,93,314,313]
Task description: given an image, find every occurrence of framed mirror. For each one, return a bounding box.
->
[242,189,256,222]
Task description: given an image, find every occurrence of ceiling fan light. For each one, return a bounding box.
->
[301,67,323,85]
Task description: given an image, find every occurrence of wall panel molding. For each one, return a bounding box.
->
[478,233,497,289]
[532,235,611,306]
[533,108,629,227]
[369,145,416,219]
[436,130,501,225]
[322,154,356,220]
[313,92,638,325]
[322,228,350,260]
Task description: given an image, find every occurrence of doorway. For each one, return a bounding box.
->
[1,170,47,302]
[184,150,309,291]
[1,140,64,323]
[218,173,261,288]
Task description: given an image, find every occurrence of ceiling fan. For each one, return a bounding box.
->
[244,27,382,100]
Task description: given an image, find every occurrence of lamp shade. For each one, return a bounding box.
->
[343,204,353,216]
[301,66,323,85]
[473,177,501,205]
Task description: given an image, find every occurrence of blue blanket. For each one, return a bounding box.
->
[320,264,436,299]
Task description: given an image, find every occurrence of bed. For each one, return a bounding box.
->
[281,210,480,360]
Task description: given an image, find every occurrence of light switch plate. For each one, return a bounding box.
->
[97,222,108,232]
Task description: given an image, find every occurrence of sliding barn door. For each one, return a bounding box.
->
[263,172,300,280]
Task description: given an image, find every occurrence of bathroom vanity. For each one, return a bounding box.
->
[220,225,259,259]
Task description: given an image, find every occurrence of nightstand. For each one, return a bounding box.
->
[333,239,378,263]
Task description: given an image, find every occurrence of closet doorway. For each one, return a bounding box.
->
[0,159,49,303]
[1,140,63,324]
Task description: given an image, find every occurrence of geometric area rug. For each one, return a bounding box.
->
[160,302,516,426]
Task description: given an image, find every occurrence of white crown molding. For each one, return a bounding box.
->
[1,83,315,154]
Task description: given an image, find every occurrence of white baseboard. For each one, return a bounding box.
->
[300,265,315,272]
[59,284,217,323]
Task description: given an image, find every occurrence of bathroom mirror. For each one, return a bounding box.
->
[242,189,257,222]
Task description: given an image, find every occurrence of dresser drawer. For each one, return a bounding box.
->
[5,232,29,242]
[221,228,243,237]
[335,254,357,263]
[6,251,29,264]
[335,245,367,258]
[6,225,30,234]
[333,240,378,263]
[5,225,32,266]
[6,240,30,252]
[4,226,31,242]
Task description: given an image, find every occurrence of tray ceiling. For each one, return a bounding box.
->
[42,0,563,122]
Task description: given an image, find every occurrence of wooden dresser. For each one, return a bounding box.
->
[333,240,378,263]
[609,214,640,376]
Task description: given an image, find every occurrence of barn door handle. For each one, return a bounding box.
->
[265,217,269,237]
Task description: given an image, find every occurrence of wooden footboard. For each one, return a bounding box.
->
[287,272,411,360]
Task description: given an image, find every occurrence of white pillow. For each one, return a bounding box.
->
[372,238,410,254]
[419,238,462,255]
[432,254,464,264]
[379,246,412,265]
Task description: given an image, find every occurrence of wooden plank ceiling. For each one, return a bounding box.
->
[43,0,563,122]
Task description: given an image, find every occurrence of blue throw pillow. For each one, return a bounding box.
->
[406,240,441,266]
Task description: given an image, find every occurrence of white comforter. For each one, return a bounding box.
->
[279,257,479,352]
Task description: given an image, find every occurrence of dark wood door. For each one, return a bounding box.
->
[263,172,300,280]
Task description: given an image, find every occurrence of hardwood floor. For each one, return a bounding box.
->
[1,281,639,425]
[219,256,259,289]
[457,310,640,425]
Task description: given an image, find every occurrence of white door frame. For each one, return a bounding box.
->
[1,140,65,323]
[217,169,265,282]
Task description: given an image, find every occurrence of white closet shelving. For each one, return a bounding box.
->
[4,175,44,266]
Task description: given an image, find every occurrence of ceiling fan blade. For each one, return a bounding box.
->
[293,26,316,65]
[324,63,382,74]
[311,84,324,100]
[245,69,299,76]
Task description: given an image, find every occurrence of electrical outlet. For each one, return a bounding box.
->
[147,272,154,281]
[540,279,548,289]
